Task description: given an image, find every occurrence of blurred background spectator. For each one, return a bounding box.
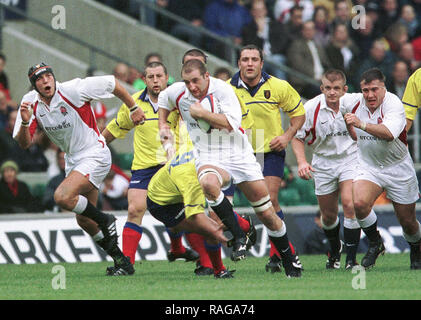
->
[42,150,66,213]
[241,0,288,79]
[204,0,252,60]
[100,170,129,210]
[0,160,43,213]
[386,60,409,99]
[213,67,232,81]
[273,0,314,23]
[287,20,331,99]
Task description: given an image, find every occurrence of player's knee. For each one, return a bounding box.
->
[352,199,371,216]
[128,202,146,221]
[54,189,72,209]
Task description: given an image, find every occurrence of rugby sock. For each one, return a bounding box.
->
[233,211,250,233]
[344,218,361,262]
[123,222,143,264]
[73,196,108,225]
[269,209,295,258]
[166,228,186,254]
[403,221,421,251]
[358,210,381,242]
[185,233,213,269]
[321,217,341,254]
[204,241,225,275]
[267,223,294,261]
[209,193,245,239]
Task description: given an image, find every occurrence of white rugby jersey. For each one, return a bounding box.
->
[340,92,408,167]
[158,77,252,157]
[296,93,357,158]
[13,76,115,157]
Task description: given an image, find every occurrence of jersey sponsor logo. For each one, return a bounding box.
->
[39,113,46,117]
[44,120,71,132]
[264,90,271,99]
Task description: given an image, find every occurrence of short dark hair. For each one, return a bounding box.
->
[239,44,264,61]
[182,49,207,64]
[322,69,347,84]
[144,61,168,75]
[181,59,207,76]
[144,52,162,66]
[360,68,386,84]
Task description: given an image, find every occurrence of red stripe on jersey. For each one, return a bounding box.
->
[308,102,321,146]
[58,91,100,136]
[239,127,245,134]
[175,91,185,120]
[351,101,361,114]
[29,101,39,139]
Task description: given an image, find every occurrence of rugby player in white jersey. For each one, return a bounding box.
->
[292,69,365,270]
[342,68,421,270]
[13,63,146,275]
[158,59,302,277]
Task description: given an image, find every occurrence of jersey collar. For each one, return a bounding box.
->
[230,71,271,97]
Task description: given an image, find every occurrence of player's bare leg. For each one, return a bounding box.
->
[54,171,133,275]
[198,165,248,261]
[318,190,343,269]
[353,180,385,269]
[393,202,421,269]
[339,180,361,269]
[237,179,302,277]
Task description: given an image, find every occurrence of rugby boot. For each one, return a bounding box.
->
[167,248,199,262]
[282,254,302,278]
[194,263,214,276]
[361,236,385,269]
[106,256,135,276]
[409,241,421,270]
[326,240,343,269]
[230,236,248,261]
[265,254,282,273]
[214,269,236,279]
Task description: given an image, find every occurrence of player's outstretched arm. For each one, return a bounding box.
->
[101,128,116,145]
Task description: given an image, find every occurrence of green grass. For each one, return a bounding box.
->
[1,253,420,300]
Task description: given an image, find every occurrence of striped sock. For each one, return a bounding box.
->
[122,222,143,264]
[185,233,212,268]
[204,241,225,275]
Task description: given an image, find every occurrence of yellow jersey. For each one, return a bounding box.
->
[106,89,179,170]
[402,68,421,121]
[229,72,305,153]
[147,145,205,219]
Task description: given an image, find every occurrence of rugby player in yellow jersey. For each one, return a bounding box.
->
[102,62,199,275]
[229,44,305,273]
[147,144,236,278]
[402,68,421,132]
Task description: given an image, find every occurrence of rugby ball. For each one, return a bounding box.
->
[197,94,216,133]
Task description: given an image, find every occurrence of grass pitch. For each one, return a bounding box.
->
[1,253,420,300]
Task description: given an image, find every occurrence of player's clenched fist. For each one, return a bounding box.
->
[19,101,33,122]
[343,113,362,128]
[129,105,146,125]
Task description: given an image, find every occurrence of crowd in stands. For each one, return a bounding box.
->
[4,0,421,213]
[99,0,421,99]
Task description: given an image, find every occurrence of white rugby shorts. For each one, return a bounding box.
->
[64,145,112,189]
[313,153,357,196]
[354,155,420,204]
[194,148,264,185]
